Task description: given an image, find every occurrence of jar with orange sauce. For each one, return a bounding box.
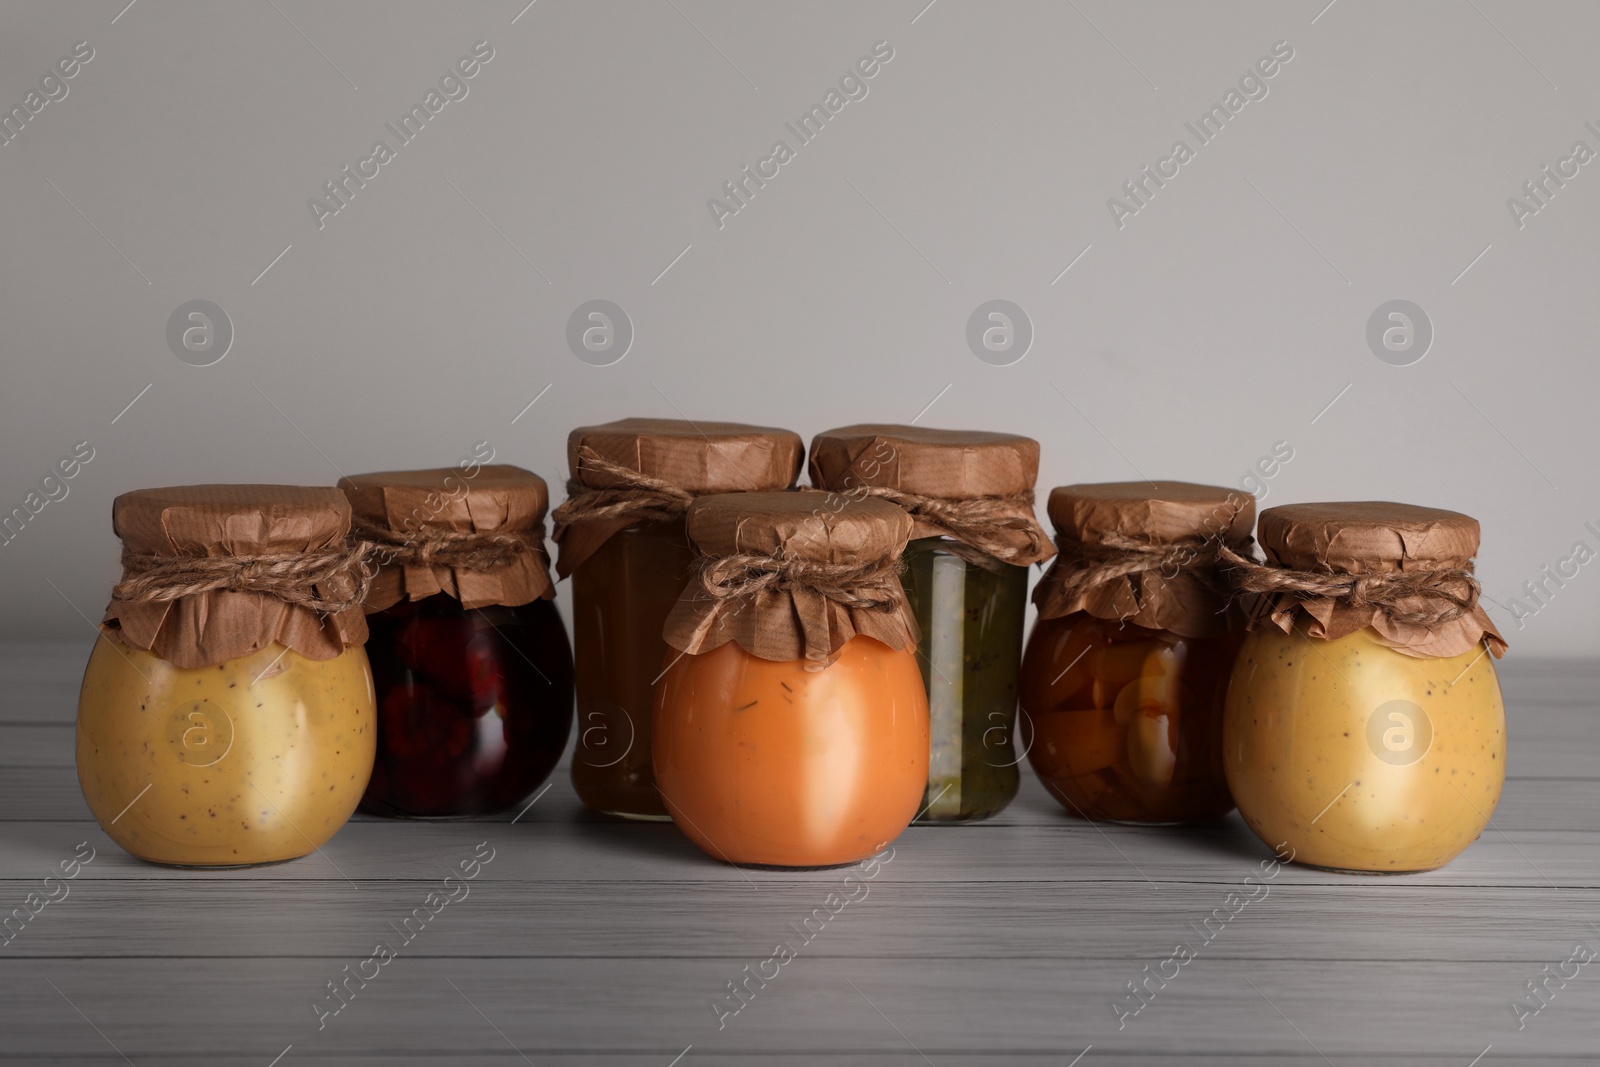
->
[653,491,929,867]
[1019,482,1254,824]
[552,419,804,821]
[1223,502,1507,873]
[77,486,375,867]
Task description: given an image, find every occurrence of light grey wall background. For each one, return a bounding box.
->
[2,0,1596,655]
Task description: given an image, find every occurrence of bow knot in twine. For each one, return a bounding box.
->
[696,553,907,613]
[1048,531,1234,605]
[1215,544,1482,629]
[855,486,1044,565]
[551,446,696,530]
[111,541,375,616]
[353,522,542,572]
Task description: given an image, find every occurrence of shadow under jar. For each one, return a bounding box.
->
[77,485,376,868]
[1019,481,1255,825]
[809,424,1056,823]
[1222,501,1507,874]
[551,418,804,821]
[341,465,574,819]
[653,492,930,868]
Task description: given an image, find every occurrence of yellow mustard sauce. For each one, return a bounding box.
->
[1223,626,1504,873]
[76,637,376,867]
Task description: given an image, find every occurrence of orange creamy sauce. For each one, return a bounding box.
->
[653,637,929,868]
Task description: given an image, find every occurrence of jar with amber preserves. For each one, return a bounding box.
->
[552,419,803,820]
[654,492,929,867]
[1223,502,1506,873]
[809,425,1055,823]
[77,486,376,867]
[339,465,573,818]
[1019,482,1254,824]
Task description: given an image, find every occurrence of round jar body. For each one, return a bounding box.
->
[900,536,1028,822]
[360,594,573,818]
[1223,626,1504,873]
[1019,613,1238,823]
[76,638,376,867]
[653,637,930,868]
[569,519,696,820]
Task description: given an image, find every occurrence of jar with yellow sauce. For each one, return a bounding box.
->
[1222,502,1507,874]
[77,486,376,867]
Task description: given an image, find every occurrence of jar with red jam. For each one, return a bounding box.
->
[551,419,804,820]
[1019,482,1254,824]
[340,464,573,818]
[808,425,1055,823]
[655,492,929,868]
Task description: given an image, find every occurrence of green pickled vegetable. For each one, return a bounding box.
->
[900,536,1029,822]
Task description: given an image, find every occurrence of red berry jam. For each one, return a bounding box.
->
[360,594,573,818]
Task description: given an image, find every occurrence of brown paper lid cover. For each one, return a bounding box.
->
[662,490,919,665]
[339,465,555,612]
[1253,501,1504,658]
[1034,481,1255,638]
[102,485,367,669]
[554,418,804,575]
[807,424,1053,565]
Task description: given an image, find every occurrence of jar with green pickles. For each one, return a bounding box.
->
[809,425,1055,822]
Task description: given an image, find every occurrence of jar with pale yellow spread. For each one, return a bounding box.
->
[1222,502,1506,874]
[77,485,376,867]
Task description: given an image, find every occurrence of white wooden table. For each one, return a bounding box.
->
[1,640,1595,1065]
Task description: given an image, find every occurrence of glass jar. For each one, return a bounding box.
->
[1020,614,1238,823]
[901,537,1029,821]
[653,491,928,867]
[654,637,929,868]
[1019,481,1254,824]
[1223,501,1507,873]
[361,595,573,817]
[79,485,376,867]
[340,464,573,819]
[568,519,695,819]
[78,639,375,867]
[808,425,1056,824]
[553,418,805,821]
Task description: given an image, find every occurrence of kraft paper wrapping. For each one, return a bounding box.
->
[552,417,805,577]
[101,485,367,669]
[806,424,1055,566]
[338,465,555,612]
[662,491,919,666]
[1254,501,1506,659]
[1032,481,1255,639]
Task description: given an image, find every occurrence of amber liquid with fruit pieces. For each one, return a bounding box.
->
[1019,613,1239,824]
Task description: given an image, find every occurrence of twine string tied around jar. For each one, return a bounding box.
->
[111,541,375,616]
[351,521,543,573]
[550,446,696,530]
[853,486,1045,567]
[695,552,907,613]
[1214,543,1482,629]
[1047,530,1236,606]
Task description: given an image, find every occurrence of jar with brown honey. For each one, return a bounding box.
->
[551,419,804,820]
